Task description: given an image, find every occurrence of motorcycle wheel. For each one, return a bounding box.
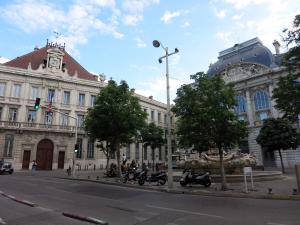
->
[158,178,166,185]
[138,179,145,186]
[122,176,128,183]
[204,180,211,187]
[180,180,187,187]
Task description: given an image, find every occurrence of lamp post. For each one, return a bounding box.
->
[153,40,179,190]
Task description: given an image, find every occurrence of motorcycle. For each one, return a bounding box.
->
[138,168,167,186]
[122,167,141,183]
[180,169,211,187]
[105,163,117,177]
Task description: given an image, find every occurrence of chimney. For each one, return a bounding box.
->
[273,40,280,54]
[34,45,39,51]
[149,96,153,100]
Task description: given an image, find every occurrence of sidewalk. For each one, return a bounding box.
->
[15,169,300,200]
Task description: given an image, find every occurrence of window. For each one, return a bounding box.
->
[234,95,247,114]
[12,84,21,98]
[238,115,246,121]
[8,108,18,121]
[254,90,269,110]
[31,87,39,100]
[27,110,37,122]
[144,147,148,160]
[87,139,94,159]
[151,110,155,121]
[63,91,70,105]
[164,114,167,124]
[79,94,85,107]
[0,83,6,96]
[77,115,85,127]
[76,138,83,159]
[44,112,53,125]
[4,134,14,157]
[158,112,161,123]
[126,144,131,160]
[135,143,139,160]
[48,89,55,102]
[60,113,69,126]
[259,112,268,121]
[0,107,2,120]
[90,95,96,107]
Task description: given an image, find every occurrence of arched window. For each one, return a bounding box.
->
[254,90,269,110]
[234,95,247,114]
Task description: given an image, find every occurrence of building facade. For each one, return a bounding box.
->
[0,41,173,170]
[207,37,300,168]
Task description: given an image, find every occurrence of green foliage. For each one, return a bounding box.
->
[172,72,247,152]
[140,122,164,150]
[272,74,300,121]
[84,80,147,174]
[256,118,299,152]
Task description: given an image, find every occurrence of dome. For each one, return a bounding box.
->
[207,37,282,76]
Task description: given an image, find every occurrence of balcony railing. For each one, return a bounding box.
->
[0,120,85,133]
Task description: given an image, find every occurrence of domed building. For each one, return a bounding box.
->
[208,37,300,168]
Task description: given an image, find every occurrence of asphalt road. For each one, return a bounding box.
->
[0,173,299,225]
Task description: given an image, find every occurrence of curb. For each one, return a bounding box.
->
[62,212,108,225]
[56,176,300,201]
[0,191,37,207]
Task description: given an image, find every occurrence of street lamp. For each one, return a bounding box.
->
[153,40,179,190]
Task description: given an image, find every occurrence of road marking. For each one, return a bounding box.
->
[267,223,289,225]
[146,204,224,219]
[0,218,6,224]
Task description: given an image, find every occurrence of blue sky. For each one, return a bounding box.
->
[0,0,299,103]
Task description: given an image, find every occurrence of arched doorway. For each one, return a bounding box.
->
[36,139,54,170]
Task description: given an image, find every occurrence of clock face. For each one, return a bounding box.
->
[48,56,61,69]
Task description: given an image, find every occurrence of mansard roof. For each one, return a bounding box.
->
[207,37,283,76]
[4,42,97,81]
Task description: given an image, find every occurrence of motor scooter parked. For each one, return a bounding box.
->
[180,169,211,187]
[122,167,141,183]
[138,168,167,186]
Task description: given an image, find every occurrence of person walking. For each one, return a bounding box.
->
[31,160,37,174]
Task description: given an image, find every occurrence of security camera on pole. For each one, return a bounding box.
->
[153,40,179,190]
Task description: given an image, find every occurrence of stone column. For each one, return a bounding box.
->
[268,84,279,118]
[246,89,254,126]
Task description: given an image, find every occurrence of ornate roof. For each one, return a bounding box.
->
[4,41,98,81]
[207,37,283,76]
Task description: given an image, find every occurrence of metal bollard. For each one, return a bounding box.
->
[295,164,300,192]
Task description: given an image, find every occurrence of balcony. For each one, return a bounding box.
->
[0,120,85,134]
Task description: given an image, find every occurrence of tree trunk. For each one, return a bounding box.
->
[278,149,285,174]
[105,153,110,171]
[115,141,121,177]
[152,148,155,171]
[218,147,227,190]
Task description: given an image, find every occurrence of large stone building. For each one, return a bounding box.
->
[208,37,300,168]
[0,41,173,170]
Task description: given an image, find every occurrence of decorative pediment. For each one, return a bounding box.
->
[221,63,270,83]
[46,48,65,74]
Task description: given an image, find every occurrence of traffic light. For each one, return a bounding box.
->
[74,144,79,153]
[34,98,41,110]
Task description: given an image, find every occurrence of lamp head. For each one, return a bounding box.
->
[175,48,179,53]
[158,58,163,63]
[153,40,160,48]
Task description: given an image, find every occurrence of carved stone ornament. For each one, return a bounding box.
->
[46,48,65,73]
[221,63,269,83]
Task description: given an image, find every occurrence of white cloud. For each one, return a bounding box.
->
[216,31,233,47]
[232,14,243,20]
[181,21,190,28]
[215,9,226,19]
[123,14,143,26]
[134,37,147,48]
[160,11,181,24]
[129,64,159,72]
[0,56,10,64]
[0,0,123,56]
[224,0,269,9]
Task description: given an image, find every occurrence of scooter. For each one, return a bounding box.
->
[122,167,141,183]
[138,168,167,186]
[179,169,211,187]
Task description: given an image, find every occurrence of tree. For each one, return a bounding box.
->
[85,80,147,176]
[256,118,300,173]
[140,122,164,170]
[273,15,300,121]
[172,72,247,190]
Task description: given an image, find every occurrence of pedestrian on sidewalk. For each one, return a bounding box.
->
[31,160,37,174]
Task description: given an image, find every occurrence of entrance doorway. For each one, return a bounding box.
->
[36,139,54,170]
[58,151,65,169]
[22,150,31,169]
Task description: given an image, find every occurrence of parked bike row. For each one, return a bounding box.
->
[105,162,212,187]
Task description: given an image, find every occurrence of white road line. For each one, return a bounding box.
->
[267,222,289,225]
[146,204,224,219]
[0,218,6,224]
